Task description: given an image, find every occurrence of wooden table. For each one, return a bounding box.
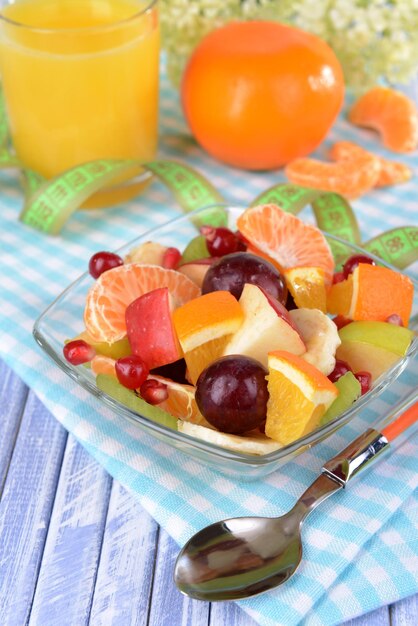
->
[0,358,416,625]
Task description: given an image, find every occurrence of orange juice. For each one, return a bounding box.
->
[0,0,159,207]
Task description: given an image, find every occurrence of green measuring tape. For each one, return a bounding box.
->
[0,92,417,269]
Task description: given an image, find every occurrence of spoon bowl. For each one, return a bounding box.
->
[175,513,304,601]
[174,396,417,602]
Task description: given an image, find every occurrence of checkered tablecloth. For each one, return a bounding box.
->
[0,66,417,626]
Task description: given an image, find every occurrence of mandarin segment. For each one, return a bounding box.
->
[265,350,338,445]
[237,204,335,285]
[329,140,412,188]
[149,375,208,426]
[285,151,380,198]
[91,354,117,378]
[84,263,200,343]
[349,87,418,153]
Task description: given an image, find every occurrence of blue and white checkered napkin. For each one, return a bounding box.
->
[0,68,417,626]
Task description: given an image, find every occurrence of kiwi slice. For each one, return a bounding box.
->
[180,235,209,264]
[320,371,361,425]
[96,374,178,430]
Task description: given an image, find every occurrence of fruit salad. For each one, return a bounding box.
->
[63,204,415,456]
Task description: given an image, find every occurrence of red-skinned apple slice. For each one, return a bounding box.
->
[126,287,182,369]
[223,283,306,368]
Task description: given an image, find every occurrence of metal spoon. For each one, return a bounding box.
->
[174,393,417,601]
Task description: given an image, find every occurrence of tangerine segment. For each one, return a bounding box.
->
[91,355,117,378]
[237,204,335,285]
[84,264,200,343]
[327,264,413,326]
[149,375,208,426]
[283,266,327,312]
[265,350,338,445]
[173,290,244,384]
[285,152,380,199]
[349,87,418,153]
[329,140,412,187]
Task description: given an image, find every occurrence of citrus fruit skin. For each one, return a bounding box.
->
[181,21,344,170]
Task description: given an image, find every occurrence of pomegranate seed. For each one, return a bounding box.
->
[89,251,123,279]
[200,226,239,257]
[115,355,149,390]
[343,254,375,279]
[328,359,352,383]
[63,340,96,365]
[162,247,181,270]
[140,379,169,405]
[333,315,352,330]
[385,313,403,326]
[332,271,345,284]
[355,371,372,395]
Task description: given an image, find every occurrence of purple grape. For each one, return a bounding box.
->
[342,254,375,278]
[195,356,269,434]
[201,252,287,303]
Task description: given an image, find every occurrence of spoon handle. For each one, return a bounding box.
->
[322,391,417,488]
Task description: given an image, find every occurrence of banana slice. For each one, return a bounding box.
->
[289,308,341,375]
[178,421,282,455]
[124,241,167,265]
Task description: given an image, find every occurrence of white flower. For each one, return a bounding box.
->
[161,0,418,90]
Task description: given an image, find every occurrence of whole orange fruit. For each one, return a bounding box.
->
[181,21,345,170]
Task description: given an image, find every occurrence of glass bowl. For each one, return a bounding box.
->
[33,205,418,480]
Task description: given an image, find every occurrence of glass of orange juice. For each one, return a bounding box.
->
[0,0,159,207]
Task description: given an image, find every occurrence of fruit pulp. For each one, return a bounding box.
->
[0,0,159,208]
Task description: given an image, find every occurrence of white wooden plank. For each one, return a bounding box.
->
[0,359,28,490]
[391,593,418,626]
[342,606,389,626]
[148,527,210,626]
[0,391,67,626]
[210,602,259,626]
[90,482,158,625]
[29,434,112,626]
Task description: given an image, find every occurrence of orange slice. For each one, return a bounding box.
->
[266,350,338,445]
[285,151,380,198]
[173,290,244,384]
[327,263,414,327]
[84,264,200,343]
[283,266,327,312]
[349,87,418,153]
[237,204,335,285]
[329,140,412,188]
